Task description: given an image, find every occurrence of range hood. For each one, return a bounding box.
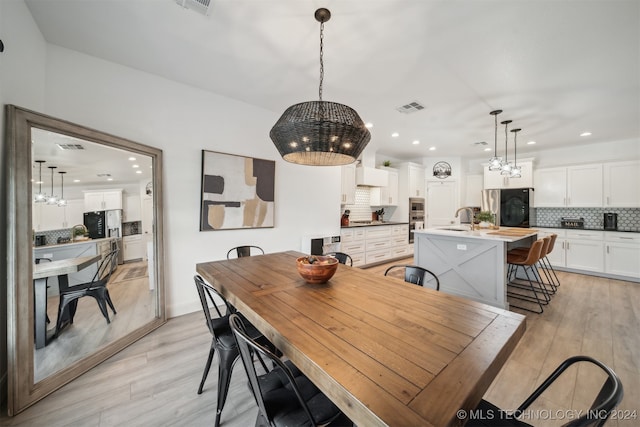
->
[356,166,388,187]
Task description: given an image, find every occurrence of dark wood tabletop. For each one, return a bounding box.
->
[196,250,526,427]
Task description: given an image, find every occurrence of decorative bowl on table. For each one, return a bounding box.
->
[296,256,339,284]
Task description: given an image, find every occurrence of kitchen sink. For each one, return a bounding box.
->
[439,227,470,232]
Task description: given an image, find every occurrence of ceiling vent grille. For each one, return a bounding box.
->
[57,143,85,150]
[473,141,488,146]
[175,0,213,16]
[396,101,425,114]
[96,173,112,177]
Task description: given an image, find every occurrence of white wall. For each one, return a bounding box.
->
[2,4,342,321]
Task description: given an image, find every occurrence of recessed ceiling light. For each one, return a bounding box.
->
[429,146,436,151]
[132,164,139,168]
[580,131,592,137]
[412,140,420,145]
[128,157,136,161]
[527,141,536,145]
[107,178,113,181]
[391,132,399,138]
[484,147,492,152]
[136,170,142,174]
[73,179,80,183]
[365,122,373,128]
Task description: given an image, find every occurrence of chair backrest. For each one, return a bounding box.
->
[226,245,264,259]
[520,239,544,266]
[229,313,318,426]
[92,249,119,283]
[547,233,558,254]
[384,265,440,291]
[194,275,234,336]
[540,236,551,257]
[325,251,353,266]
[518,356,623,427]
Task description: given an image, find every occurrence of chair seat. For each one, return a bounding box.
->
[260,360,343,426]
[506,252,530,264]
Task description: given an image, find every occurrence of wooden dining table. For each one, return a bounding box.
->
[196,251,526,427]
[33,254,101,349]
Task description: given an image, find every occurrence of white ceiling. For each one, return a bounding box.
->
[24,0,640,162]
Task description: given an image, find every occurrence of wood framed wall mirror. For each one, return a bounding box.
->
[5,105,166,415]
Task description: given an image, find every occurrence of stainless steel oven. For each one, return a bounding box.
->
[409,197,425,243]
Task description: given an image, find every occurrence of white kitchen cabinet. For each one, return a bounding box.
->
[603,160,640,207]
[123,235,144,261]
[604,232,640,278]
[340,164,356,205]
[483,161,533,189]
[340,224,409,267]
[464,174,483,206]
[371,168,398,206]
[33,199,85,231]
[84,189,123,212]
[564,231,604,272]
[408,163,425,198]
[123,194,142,222]
[534,164,602,207]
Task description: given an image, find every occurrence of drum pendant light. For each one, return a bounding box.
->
[500,120,513,175]
[269,8,371,166]
[488,110,503,171]
[57,171,68,207]
[510,128,522,178]
[46,166,58,205]
[34,160,47,203]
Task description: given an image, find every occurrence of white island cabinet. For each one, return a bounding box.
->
[413,227,538,309]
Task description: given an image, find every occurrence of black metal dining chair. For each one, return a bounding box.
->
[384,265,440,290]
[229,313,353,427]
[325,251,353,266]
[466,355,624,427]
[226,245,264,259]
[193,275,275,427]
[55,249,118,335]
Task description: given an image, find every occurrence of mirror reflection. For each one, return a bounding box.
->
[31,128,157,382]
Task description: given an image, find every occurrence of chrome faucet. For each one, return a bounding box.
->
[455,207,475,231]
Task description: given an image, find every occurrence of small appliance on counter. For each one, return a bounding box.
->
[604,213,618,231]
[34,235,46,247]
[561,217,585,229]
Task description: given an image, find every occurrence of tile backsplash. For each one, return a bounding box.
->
[535,208,640,231]
[343,187,373,221]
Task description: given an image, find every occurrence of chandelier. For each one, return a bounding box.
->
[500,119,513,176]
[46,166,58,205]
[510,128,522,178]
[487,110,503,171]
[486,109,522,179]
[34,160,47,203]
[269,8,371,166]
[57,171,68,207]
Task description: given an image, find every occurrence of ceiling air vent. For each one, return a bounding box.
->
[96,173,112,178]
[175,0,213,16]
[396,101,425,114]
[473,141,488,146]
[57,143,85,150]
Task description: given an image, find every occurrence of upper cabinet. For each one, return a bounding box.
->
[483,161,533,189]
[84,189,123,212]
[603,160,640,207]
[123,194,142,222]
[370,168,398,206]
[399,162,425,198]
[534,164,603,207]
[340,164,356,205]
[33,199,84,231]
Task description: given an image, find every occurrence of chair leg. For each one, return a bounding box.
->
[104,289,117,314]
[507,264,545,314]
[198,343,216,394]
[215,347,239,427]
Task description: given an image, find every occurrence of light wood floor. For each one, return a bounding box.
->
[34,261,156,382]
[2,259,638,426]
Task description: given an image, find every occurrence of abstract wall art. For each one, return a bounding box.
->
[200,150,275,231]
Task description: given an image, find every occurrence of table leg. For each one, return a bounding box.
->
[34,278,47,349]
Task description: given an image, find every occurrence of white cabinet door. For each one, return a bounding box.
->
[604,161,640,207]
[567,164,602,207]
[409,164,425,197]
[64,199,85,228]
[483,167,505,190]
[565,239,604,272]
[533,167,567,207]
[102,190,123,210]
[426,181,457,228]
[39,203,65,230]
[123,194,142,222]
[123,236,144,261]
[84,190,122,211]
[504,161,533,188]
[340,164,356,205]
[380,169,399,206]
[605,242,640,278]
[464,174,483,206]
[84,192,105,212]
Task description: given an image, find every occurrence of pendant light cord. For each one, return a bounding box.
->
[503,121,509,162]
[319,21,324,102]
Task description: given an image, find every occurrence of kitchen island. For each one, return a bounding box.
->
[414,227,538,309]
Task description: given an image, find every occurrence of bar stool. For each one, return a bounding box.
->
[506,238,549,313]
[509,235,558,294]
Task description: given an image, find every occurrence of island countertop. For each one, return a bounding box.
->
[415,226,538,242]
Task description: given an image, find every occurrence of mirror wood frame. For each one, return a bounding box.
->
[5,105,167,415]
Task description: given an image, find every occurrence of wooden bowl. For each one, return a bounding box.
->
[296,256,339,284]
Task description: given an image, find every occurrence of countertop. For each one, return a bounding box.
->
[532,226,639,233]
[341,221,408,228]
[33,237,116,250]
[415,226,538,243]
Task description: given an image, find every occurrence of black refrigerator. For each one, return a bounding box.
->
[83,211,106,238]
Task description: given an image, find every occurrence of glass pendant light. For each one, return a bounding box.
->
[57,171,68,207]
[34,160,47,203]
[46,166,58,205]
[500,120,513,175]
[488,110,503,171]
[510,128,522,178]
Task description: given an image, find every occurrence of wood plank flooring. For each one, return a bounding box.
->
[2,258,639,426]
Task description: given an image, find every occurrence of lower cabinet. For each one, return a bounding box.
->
[604,232,640,278]
[340,224,410,267]
[123,235,144,261]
